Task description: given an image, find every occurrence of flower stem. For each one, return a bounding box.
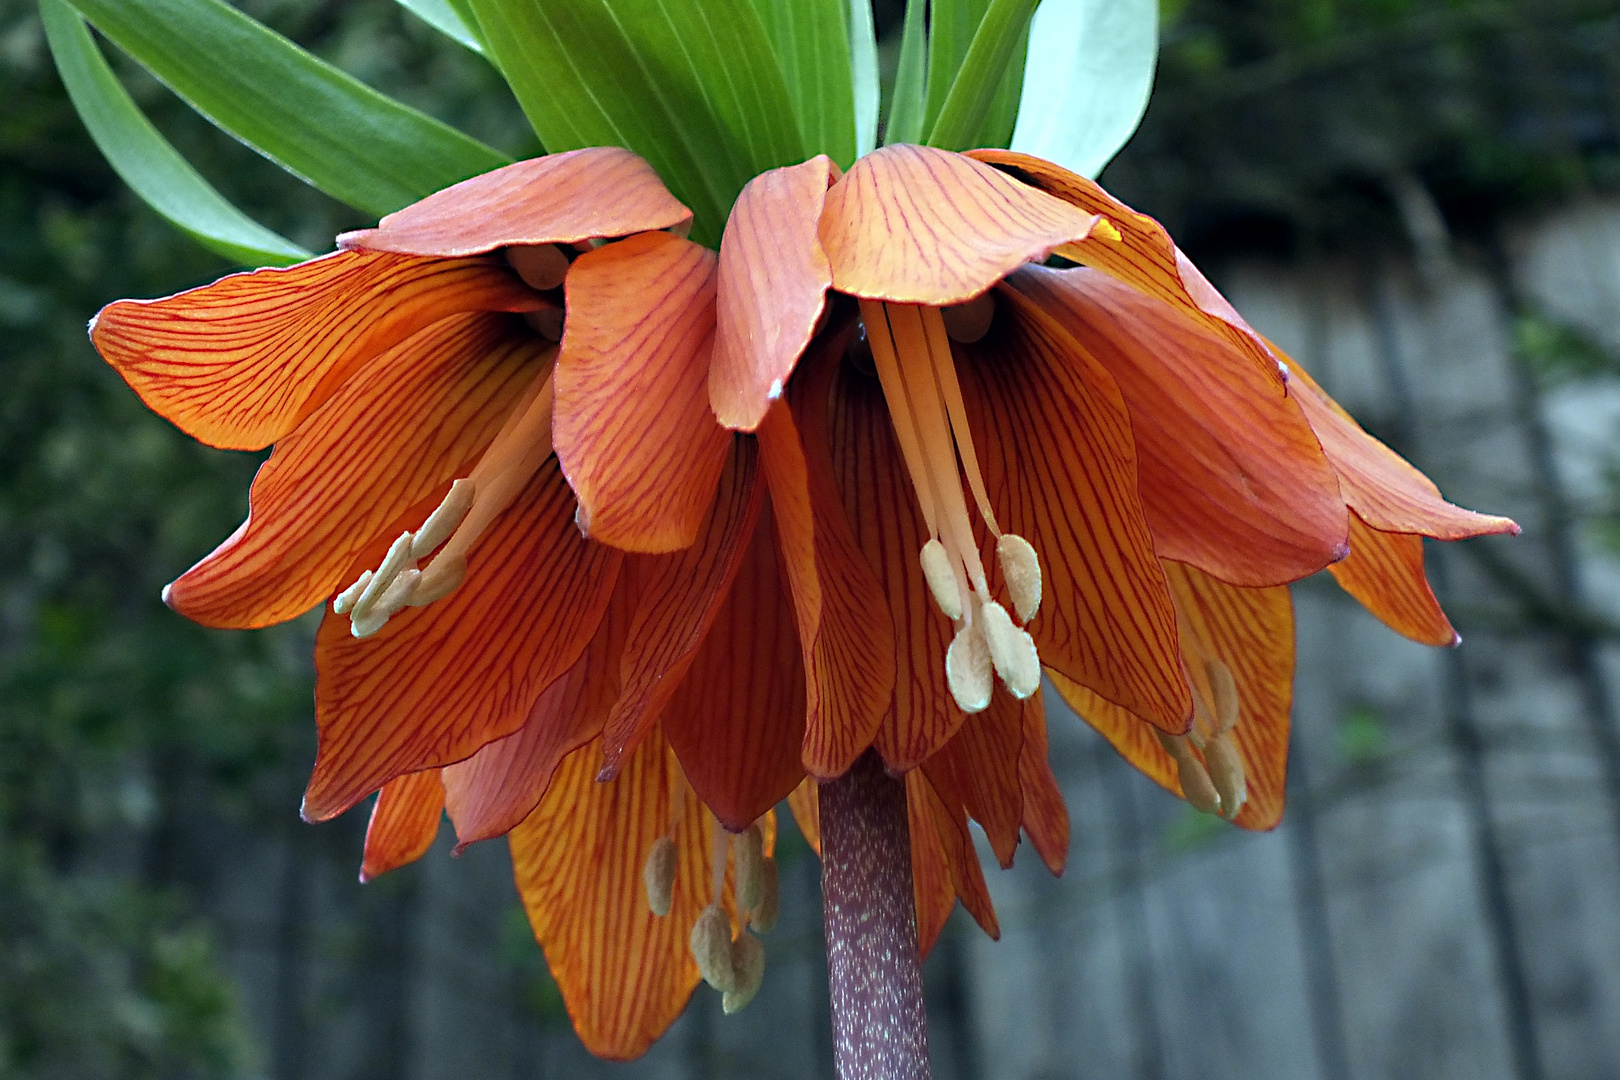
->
[819,750,933,1080]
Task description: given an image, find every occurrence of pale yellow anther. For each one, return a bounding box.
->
[980,601,1041,699]
[332,570,372,615]
[643,835,677,917]
[996,534,1041,623]
[1204,732,1247,820]
[946,621,993,713]
[941,292,995,344]
[505,243,569,290]
[407,552,467,607]
[733,824,766,915]
[351,567,420,638]
[722,932,766,1014]
[750,858,780,933]
[1205,658,1239,734]
[352,532,415,618]
[411,479,475,559]
[690,904,736,992]
[1156,730,1222,815]
[523,307,564,342]
[919,538,963,620]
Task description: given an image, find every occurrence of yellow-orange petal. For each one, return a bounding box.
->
[1329,513,1457,647]
[1019,691,1069,875]
[1009,267,1349,586]
[820,144,1101,306]
[337,147,692,256]
[788,776,821,856]
[91,251,540,451]
[922,690,1024,869]
[510,731,710,1061]
[907,770,998,952]
[598,442,764,777]
[955,286,1191,733]
[303,458,621,821]
[711,155,838,431]
[664,502,807,831]
[165,315,545,629]
[554,231,730,552]
[359,769,444,882]
[1279,347,1519,541]
[758,373,897,778]
[965,150,1285,388]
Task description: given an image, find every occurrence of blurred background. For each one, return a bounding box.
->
[2,0,1619,1076]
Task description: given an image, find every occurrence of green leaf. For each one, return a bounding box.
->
[68,0,511,218]
[395,0,484,54]
[750,0,856,168]
[970,17,1028,149]
[846,0,878,156]
[924,0,990,135]
[884,0,928,146]
[466,0,807,247]
[1010,0,1158,178]
[40,0,310,267]
[927,0,1041,152]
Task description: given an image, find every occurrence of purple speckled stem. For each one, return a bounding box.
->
[819,750,933,1080]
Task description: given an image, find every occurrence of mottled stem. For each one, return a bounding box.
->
[819,750,932,1080]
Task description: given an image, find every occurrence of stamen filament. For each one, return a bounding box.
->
[920,305,1002,539]
[859,300,940,535]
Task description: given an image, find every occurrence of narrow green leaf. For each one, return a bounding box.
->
[1010,0,1158,178]
[926,0,1040,152]
[467,0,807,247]
[41,0,310,267]
[884,0,928,146]
[750,0,856,168]
[395,0,484,54]
[970,18,1028,149]
[846,0,879,156]
[923,0,990,135]
[69,0,510,218]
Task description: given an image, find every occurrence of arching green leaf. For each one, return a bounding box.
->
[927,0,1040,152]
[884,0,928,146]
[750,0,857,168]
[68,0,511,217]
[847,0,878,156]
[41,0,310,268]
[395,0,484,54]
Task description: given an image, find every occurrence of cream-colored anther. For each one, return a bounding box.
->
[750,858,780,933]
[946,622,993,713]
[643,836,678,917]
[505,243,569,290]
[996,534,1041,623]
[733,825,766,915]
[332,570,373,615]
[1203,733,1246,820]
[980,601,1041,699]
[351,567,420,639]
[920,538,963,620]
[1156,730,1221,815]
[411,479,475,559]
[1205,658,1239,734]
[523,307,564,342]
[351,532,415,618]
[689,904,736,992]
[407,552,467,607]
[722,932,766,1014]
[941,292,995,343]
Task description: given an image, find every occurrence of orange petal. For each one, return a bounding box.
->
[820,144,1101,306]
[338,147,691,256]
[442,574,633,848]
[1018,690,1069,875]
[907,772,958,960]
[821,346,960,770]
[955,286,1191,732]
[1009,267,1348,586]
[663,502,808,831]
[165,315,546,629]
[907,770,999,951]
[92,251,540,451]
[788,776,821,856]
[553,231,730,552]
[922,690,1024,869]
[304,458,622,821]
[509,731,710,1061]
[711,156,837,431]
[1279,347,1519,540]
[1049,671,1180,794]
[965,150,1284,388]
[1329,514,1457,646]
[359,769,444,882]
[598,442,765,776]
[758,366,897,778]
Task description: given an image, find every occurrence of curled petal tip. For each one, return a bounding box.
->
[160,581,175,610]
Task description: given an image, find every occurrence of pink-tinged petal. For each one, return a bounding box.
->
[303,458,621,821]
[955,286,1192,733]
[554,231,730,552]
[1279,347,1520,540]
[360,770,444,882]
[1019,691,1069,875]
[166,315,546,629]
[711,156,838,431]
[91,251,541,451]
[338,148,691,256]
[820,144,1101,306]
[1329,514,1458,647]
[1010,266,1348,586]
